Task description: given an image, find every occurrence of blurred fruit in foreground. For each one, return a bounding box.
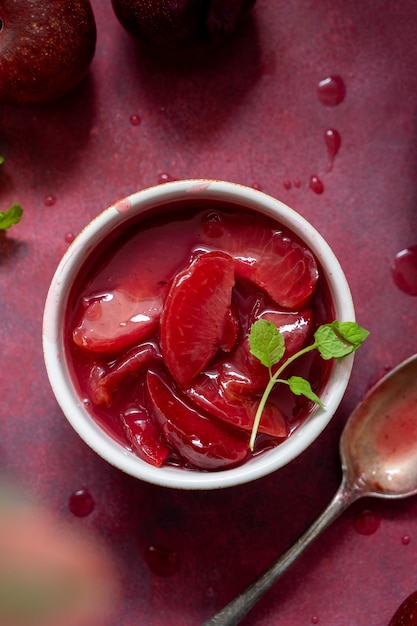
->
[111,0,257,55]
[0,0,97,104]
[0,480,119,626]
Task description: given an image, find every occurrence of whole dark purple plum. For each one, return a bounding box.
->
[111,0,256,53]
[0,0,96,104]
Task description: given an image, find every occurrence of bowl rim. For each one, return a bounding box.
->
[42,179,355,489]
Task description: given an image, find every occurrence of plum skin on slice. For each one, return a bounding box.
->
[146,370,249,470]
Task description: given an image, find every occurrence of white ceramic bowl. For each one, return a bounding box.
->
[43,179,355,489]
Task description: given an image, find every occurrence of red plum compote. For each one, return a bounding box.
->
[65,201,334,471]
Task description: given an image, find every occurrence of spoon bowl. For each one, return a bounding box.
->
[341,353,417,498]
[204,353,417,625]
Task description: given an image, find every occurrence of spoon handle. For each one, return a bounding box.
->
[203,479,360,626]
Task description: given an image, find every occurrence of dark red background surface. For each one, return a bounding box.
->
[1,2,417,624]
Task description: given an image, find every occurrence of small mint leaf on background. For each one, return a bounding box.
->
[0,203,23,230]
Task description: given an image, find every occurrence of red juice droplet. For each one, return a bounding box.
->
[309,175,324,194]
[145,545,180,576]
[130,114,141,126]
[65,232,75,244]
[283,179,292,190]
[353,509,381,535]
[157,172,176,184]
[392,246,417,295]
[68,487,95,517]
[44,195,56,207]
[402,534,411,545]
[311,617,319,624]
[252,182,262,191]
[317,75,346,106]
[325,129,341,171]
[293,179,301,188]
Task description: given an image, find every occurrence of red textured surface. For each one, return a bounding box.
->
[1,2,417,624]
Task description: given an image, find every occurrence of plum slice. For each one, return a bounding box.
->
[146,370,249,470]
[186,371,288,438]
[88,341,161,406]
[121,406,170,468]
[219,307,314,395]
[73,288,162,355]
[160,251,235,388]
[200,211,319,309]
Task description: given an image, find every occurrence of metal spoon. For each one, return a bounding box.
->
[204,353,417,626]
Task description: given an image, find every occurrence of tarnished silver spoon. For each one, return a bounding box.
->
[204,353,417,625]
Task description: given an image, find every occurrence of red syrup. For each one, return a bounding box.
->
[64,201,335,471]
[324,129,341,171]
[145,545,180,576]
[157,172,177,184]
[352,509,381,535]
[309,175,324,194]
[68,487,95,517]
[402,535,411,545]
[317,75,346,106]
[392,246,417,296]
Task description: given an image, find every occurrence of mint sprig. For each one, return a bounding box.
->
[0,203,23,230]
[248,320,369,450]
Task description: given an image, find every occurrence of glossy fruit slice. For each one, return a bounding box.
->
[221,307,314,394]
[89,341,161,406]
[234,233,318,309]
[73,288,162,355]
[146,370,249,470]
[187,371,288,438]
[160,251,235,387]
[121,406,170,468]
[201,211,319,309]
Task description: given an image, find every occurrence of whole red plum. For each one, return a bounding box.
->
[0,0,97,104]
[111,0,257,53]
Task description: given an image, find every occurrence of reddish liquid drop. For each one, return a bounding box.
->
[392,246,417,296]
[317,75,346,106]
[311,617,319,625]
[325,129,341,171]
[252,182,262,191]
[309,175,324,194]
[293,179,301,188]
[402,534,411,545]
[145,545,180,576]
[130,114,141,126]
[157,172,177,184]
[353,509,381,535]
[65,232,75,244]
[68,487,95,517]
[283,179,291,190]
[44,195,56,207]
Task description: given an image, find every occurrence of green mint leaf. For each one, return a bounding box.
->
[0,203,23,230]
[0,156,4,165]
[249,319,285,368]
[314,321,369,360]
[287,376,324,406]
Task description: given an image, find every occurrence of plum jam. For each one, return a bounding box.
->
[65,201,334,471]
